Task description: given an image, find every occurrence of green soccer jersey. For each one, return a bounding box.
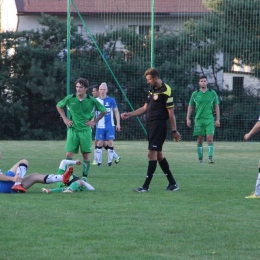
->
[189,89,219,120]
[57,94,107,131]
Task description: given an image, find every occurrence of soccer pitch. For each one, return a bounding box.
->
[0,140,259,260]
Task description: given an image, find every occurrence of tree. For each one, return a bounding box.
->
[175,0,260,141]
[2,7,260,141]
[175,0,260,91]
[0,14,81,140]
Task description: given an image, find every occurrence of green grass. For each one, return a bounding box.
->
[0,141,259,260]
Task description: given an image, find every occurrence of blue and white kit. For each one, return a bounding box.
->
[95,96,118,141]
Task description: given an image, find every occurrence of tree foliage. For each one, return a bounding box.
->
[0,14,70,139]
[1,5,260,140]
[175,0,260,141]
[201,0,260,74]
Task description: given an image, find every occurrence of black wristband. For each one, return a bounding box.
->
[172,130,177,134]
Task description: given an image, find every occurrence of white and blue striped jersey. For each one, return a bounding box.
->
[96,96,117,129]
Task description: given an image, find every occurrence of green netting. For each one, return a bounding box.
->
[66,0,260,141]
[1,0,260,141]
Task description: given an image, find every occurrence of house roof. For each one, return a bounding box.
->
[15,0,209,14]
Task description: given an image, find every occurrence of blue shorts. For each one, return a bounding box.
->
[95,127,115,141]
[0,171,15,193]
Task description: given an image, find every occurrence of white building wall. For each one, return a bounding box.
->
[17,16,66,31]
[72,14,186,35]
[223,72,260,95]
[15,14,187,35]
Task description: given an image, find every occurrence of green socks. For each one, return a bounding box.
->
[208,143,214,158]
[197,144,203,159]
[68,181,80,192]
[82,160,90,177]
[197,143,214,159]
[49,188,65,193]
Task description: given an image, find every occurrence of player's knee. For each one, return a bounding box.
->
[197,136,203,143]
[207,136,214,143]
[66,152,73,158]
[20,159,29,166]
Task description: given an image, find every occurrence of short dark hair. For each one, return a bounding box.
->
[92,85,99,91]
[75,78,89,88]
[144,68,160,78]
[199,75,207,81]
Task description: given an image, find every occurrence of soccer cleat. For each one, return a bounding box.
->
[98,163,102,166]
[11,184,26,193]
[134,187,149,192]
[62,166,73,184]
[208,158,214,164]
[165,183,180,191]
[92,160,97,166]
[42,188,51,194]
[245,192,260,199]
[199,158,203,163]
[108,162,112,167]
[63,188,73,193]
[114,157,121,164]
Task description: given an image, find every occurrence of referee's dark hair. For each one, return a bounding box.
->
[144,68,159,78]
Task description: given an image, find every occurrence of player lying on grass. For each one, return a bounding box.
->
[42,159,95,193]
[0,153,73,193]
[42,176,94,193]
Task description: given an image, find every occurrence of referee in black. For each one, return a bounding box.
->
[121,68,181,192]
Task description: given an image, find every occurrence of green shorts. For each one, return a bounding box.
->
[193,118,215,137]
[66,127,92,154]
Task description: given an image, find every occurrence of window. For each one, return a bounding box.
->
[129,25,159,35]
[233,77,244,96]
[139,25,159,35]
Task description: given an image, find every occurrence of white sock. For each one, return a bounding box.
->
[255,173,260,196]
[15,164,27,185]
[59,160,77,171]
[45,174,62,184]
[96,148,103,164]
[82,180,95,191]
[93,149,98,163]
[113,150,119,159]
[108,148,114,164]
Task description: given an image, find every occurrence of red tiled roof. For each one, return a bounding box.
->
[15,0,208,14]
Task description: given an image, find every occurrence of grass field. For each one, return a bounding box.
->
[0,140,259,260]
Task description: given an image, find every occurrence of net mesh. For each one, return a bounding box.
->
[1,0,260,141]
[67,0,260,141]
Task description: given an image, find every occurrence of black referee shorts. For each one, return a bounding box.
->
[146,120,167,151]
